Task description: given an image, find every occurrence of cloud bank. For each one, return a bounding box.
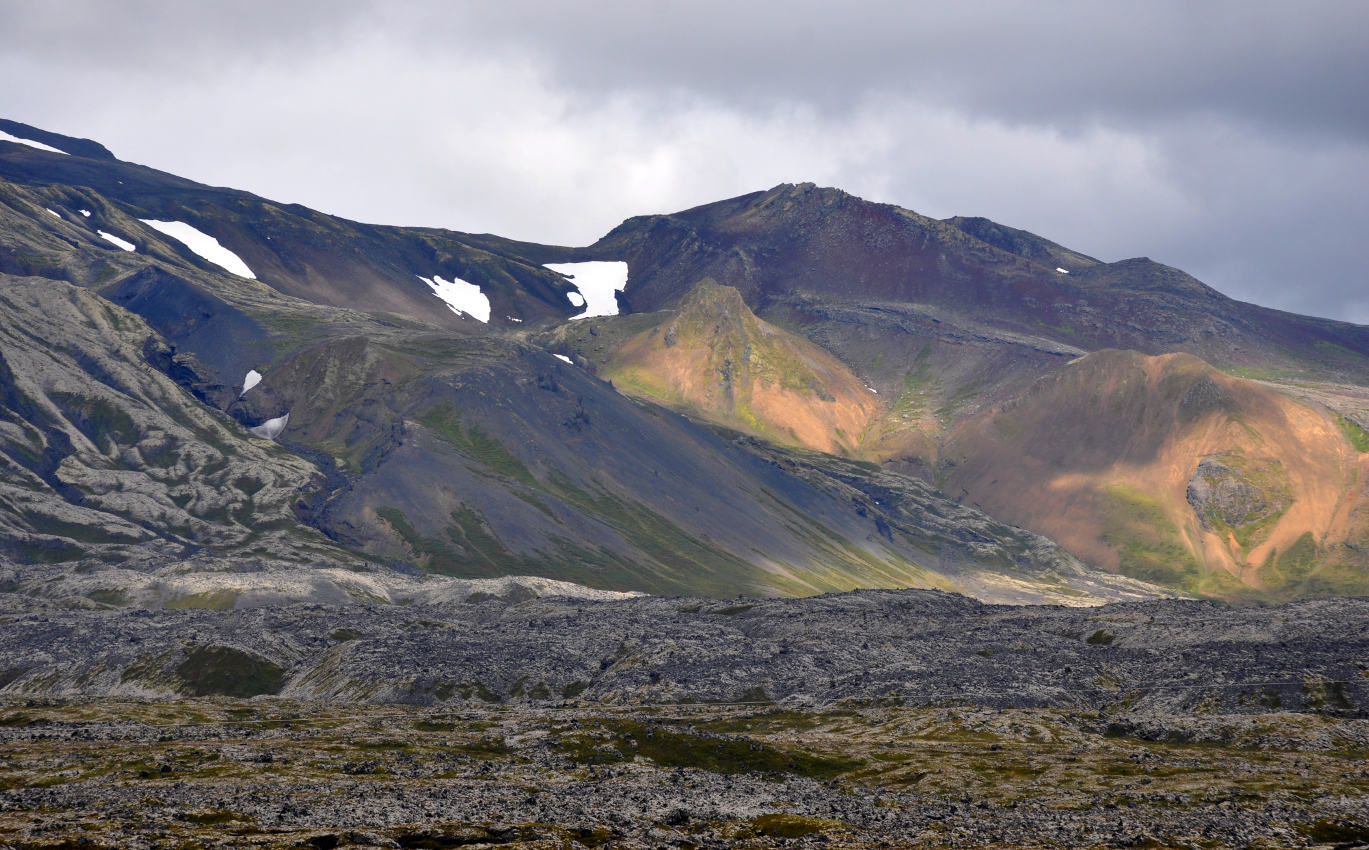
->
[2,0,1366,321]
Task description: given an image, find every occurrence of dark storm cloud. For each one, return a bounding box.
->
[445,1,1369,139]
[1,0,1366,322]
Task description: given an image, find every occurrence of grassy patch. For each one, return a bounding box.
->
[713,603,755,616]
[1086,629,1116,646]
[1337,415,1369,452]
[164,590,239,611]
[376,506,504,579]
[416,405,538,487]
[173,646,285,698]
[556,718,860,778]
[49,391,139,450]
[1100,483,1202,589]
[180,808,254,826]
[1298,820,1369,844]
[86,588,129,607]
[747,814,845,839]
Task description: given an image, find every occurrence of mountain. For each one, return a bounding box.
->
[572,183,1369,598]
[0,120,1161,606]
[3,120,1366,603]
[587,183,1369,428]
[943,349,1369,598]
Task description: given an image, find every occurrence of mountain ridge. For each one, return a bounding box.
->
[2,119,1366,602]
[0,121,1165,605]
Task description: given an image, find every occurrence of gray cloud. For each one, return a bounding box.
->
[1,0,1366,322]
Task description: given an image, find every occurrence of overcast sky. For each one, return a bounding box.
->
[3,1,1368,322]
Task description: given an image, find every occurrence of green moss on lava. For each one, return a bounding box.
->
[172,646,285,698]
[556,718,860,778]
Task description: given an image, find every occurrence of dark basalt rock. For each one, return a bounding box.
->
[1187,456,1285,530]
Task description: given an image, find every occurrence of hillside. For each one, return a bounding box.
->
[576,184,1369,599]
[596,279,881,455]
[943,350,1369,598]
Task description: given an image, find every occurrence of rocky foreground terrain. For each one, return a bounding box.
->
[1,589,1367,847]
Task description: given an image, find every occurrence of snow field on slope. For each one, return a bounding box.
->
[417,275,490,323]
[0,130,68,155]
[544,262,628,319]
[98,231,135,252]
[140,219,256,279]
[249,412,289,440]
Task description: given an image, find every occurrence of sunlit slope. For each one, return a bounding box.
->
[942,350,1369,598]
[600,280,882,455]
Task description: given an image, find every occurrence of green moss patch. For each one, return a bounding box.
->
[1338,415,1369,452]
[556,718,860,778]
[164,589,239,611]
[747,814,845,839]
[1100,483,1202,589]
[416,405,538,487]
[173,646,285,698]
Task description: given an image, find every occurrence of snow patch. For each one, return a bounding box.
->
[44,208,60,219]
[553,354,573,365]
[249,412,289,441]
[140,219,256,279]
[98,231,135,252]
[565,291,585,307]
[866,385,879,394]
[507,316,523,323]
[545,262,628,319]
[417,274,490,323]
[0,130,68,155]
[79,209,91,217]
[241,369,262,396]
[1056,267,1069,274]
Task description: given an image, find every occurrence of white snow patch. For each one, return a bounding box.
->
[417,274,490,323]
[545,262,628,319]
[249,412,289,441]
[44,208,60,219]
[0,130,68,155]
[565,291,585,307]
[1056,267,1069,274]
[98,230,135,252]
[507,316,523,323]
[866,385,879,394]
[79,209,91,217]
[241,369,262,396]
[553,354,573,365]
[140,219,256,278]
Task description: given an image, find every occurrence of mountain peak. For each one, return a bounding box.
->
[600,278,881,456]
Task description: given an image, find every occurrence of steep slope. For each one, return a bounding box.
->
[942,350,1369,598]
[598,279,881,455]
[0,272,338,571]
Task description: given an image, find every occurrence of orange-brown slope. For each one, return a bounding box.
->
[942,349,1369,597]
[601,279,882,455]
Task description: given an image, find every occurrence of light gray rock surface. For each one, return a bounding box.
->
[1,588,1363,716]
